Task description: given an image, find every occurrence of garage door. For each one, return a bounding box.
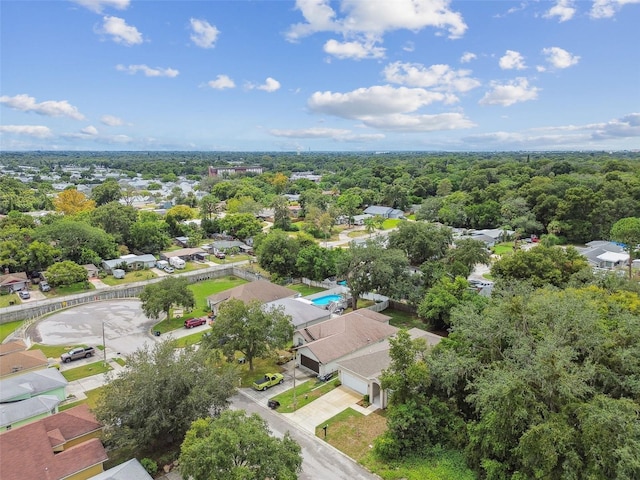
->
[340,371,368,395]
[300,354,319,373]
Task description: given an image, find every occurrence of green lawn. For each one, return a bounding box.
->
[386,308,426,330]
[172,330,209,348]
[0,293,21,308]
[347,230,369,238]
[270,377,341,413]
[238,356,283,388]
[60,386,105,411]
[287,284,326,296]
[382,219,401,229]
[0,320,24,342]
[315,408,387,460]
[361,449,477,480]
[30,343,89,359]
[101,269,157,286]
[54,281,95,295]
[61,361,112,381]
[492,242,516,255]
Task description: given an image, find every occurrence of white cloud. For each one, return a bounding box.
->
[0,94,85,120]
[460,52,477,63]
[80,125,99,136]
[402,41,415,52]
[383,62,480,94]
[0,125,53,138]
[479,78,540,106]
[98,16,143,46]
[499,50,526,70]
[590,0,640,19]
[359,113,475,132]
[269,127,384,142]
[207,75,236,90]
[116,64,179,77]
[190,18,220,49]
[72,0,129,13]
[542,47,580,68]
[544,0,576,22]
[101,114,124,126]
[287,0,467,42]
[323,39,385,59]
[249,77,281,92]
[590,113,640,139]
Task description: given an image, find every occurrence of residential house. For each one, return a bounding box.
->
[208,165,264,177]
[0,339,27,356]
[337,328,442,408]
[0,271,29,293]
[87,459,153,480]
[83,264,99,278]
[0,404,108,480]
[206,280,297,313]
[264,297,332,331]
[577,240,630,270]
[290,172,322,182]
[363,205,405,219]
[159,247,205,262]
[0,367,68,403]
[351,214,373,226]
[207,239,253,255]
[294,309,398,378]
[0,349,49,378]
[101,254,157,274]
[1,395,61,432]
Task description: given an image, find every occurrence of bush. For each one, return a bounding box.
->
[140,458,158,476]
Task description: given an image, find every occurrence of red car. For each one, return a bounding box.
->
[184,317,207,329]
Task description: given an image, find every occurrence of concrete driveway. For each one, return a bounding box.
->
[31,299,159,358]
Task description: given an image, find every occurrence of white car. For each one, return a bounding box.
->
[18,290,31,300]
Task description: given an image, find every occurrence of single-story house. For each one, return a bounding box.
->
[174,236,190,247]
[264,297,332,330]
[293,309,398,378]
[87,459,153,480]
[578,240,630,269]
[0,395,61,431]
[337,328,443,408]
[0,404,108,480]
[159,247,205,261]
[458,228,515,247]
[363,205,405,219]
[0,367,68,403]
[0,272,29,293]
[207,280,297,313]
[102,254,157,274]
[207,239,252,254]
[0,349,49,379]
[83,264,100,278]
[352,214,373,226]
[0,340,27,357]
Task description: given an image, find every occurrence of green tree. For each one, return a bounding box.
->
[45,260,87,286]
[139,277,195,320]
[95,340,236,452]
[27,240,60,272]
[179,410,302,480]
[446,238,490,277]
[255,229,301,279]
[129,218,171,254]
[295,243,338,281]
[337,238,409,310]
[219,213,263,240]
[90,202,138,245]
[91,178,122,206]
[336,190,363,226]
[388,221,452,266]
[271,195,292,231]
[610,216,640,279]
[199,193,220,220]
[418,276,483,329]
[203,299,293,371]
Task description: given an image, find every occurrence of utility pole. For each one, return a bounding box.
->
[102,321,107,366]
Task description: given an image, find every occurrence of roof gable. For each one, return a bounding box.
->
[0,350,49,377]
[207,280,296,305]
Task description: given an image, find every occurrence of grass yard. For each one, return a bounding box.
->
[382,219,401,229]
[271,377,341,413]
[61,361,112,381]
[347,230,369,238]
[361,448,477,480]
[59,386,105,412]
[0,293,21,308]
[315,408,387,461]
[0,319,23,342]
[492,242,516,255]
[101,269,157,286]
[30,343,89,359]
[172,330,209,348]
[287,284,326,296]
[238,356,283,388]
[386,308,426,330]
[54,281,95,295]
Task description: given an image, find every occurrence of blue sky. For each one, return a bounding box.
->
[1,0,639,152]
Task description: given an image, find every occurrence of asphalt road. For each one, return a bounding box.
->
[232,392,379,480]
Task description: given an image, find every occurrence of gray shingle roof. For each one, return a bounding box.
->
[0,395,60,429]
[0,367,68,402]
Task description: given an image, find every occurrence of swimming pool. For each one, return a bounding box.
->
[311,294,342,306]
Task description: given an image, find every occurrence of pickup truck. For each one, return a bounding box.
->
[61,346,96,363]
[252,373,284,391]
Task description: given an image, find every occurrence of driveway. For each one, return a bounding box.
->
[31,299,159,358]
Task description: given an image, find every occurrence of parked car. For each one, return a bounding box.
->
[61,346,96,363]
[184,317,207,329]
[39,281,51,292]
[317,371,337,382]
[253,373,284,391]
[215,251,226,259]
[163,265,175,274]
[18,290,30,300]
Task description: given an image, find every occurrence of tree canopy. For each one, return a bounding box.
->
[139,277,195,320]
[179,410,302,480]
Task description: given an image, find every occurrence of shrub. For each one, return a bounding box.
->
[140,458,158,476]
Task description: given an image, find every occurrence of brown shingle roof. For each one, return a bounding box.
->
[207,279,296,306]
[0,339,27,356]
[0,272,28,288]
[297,310,397,364]
[0,349,48,377]
[0,405,107,480]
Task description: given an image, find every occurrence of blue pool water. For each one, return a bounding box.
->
[338,280,347,286]
[312,294,342,306]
